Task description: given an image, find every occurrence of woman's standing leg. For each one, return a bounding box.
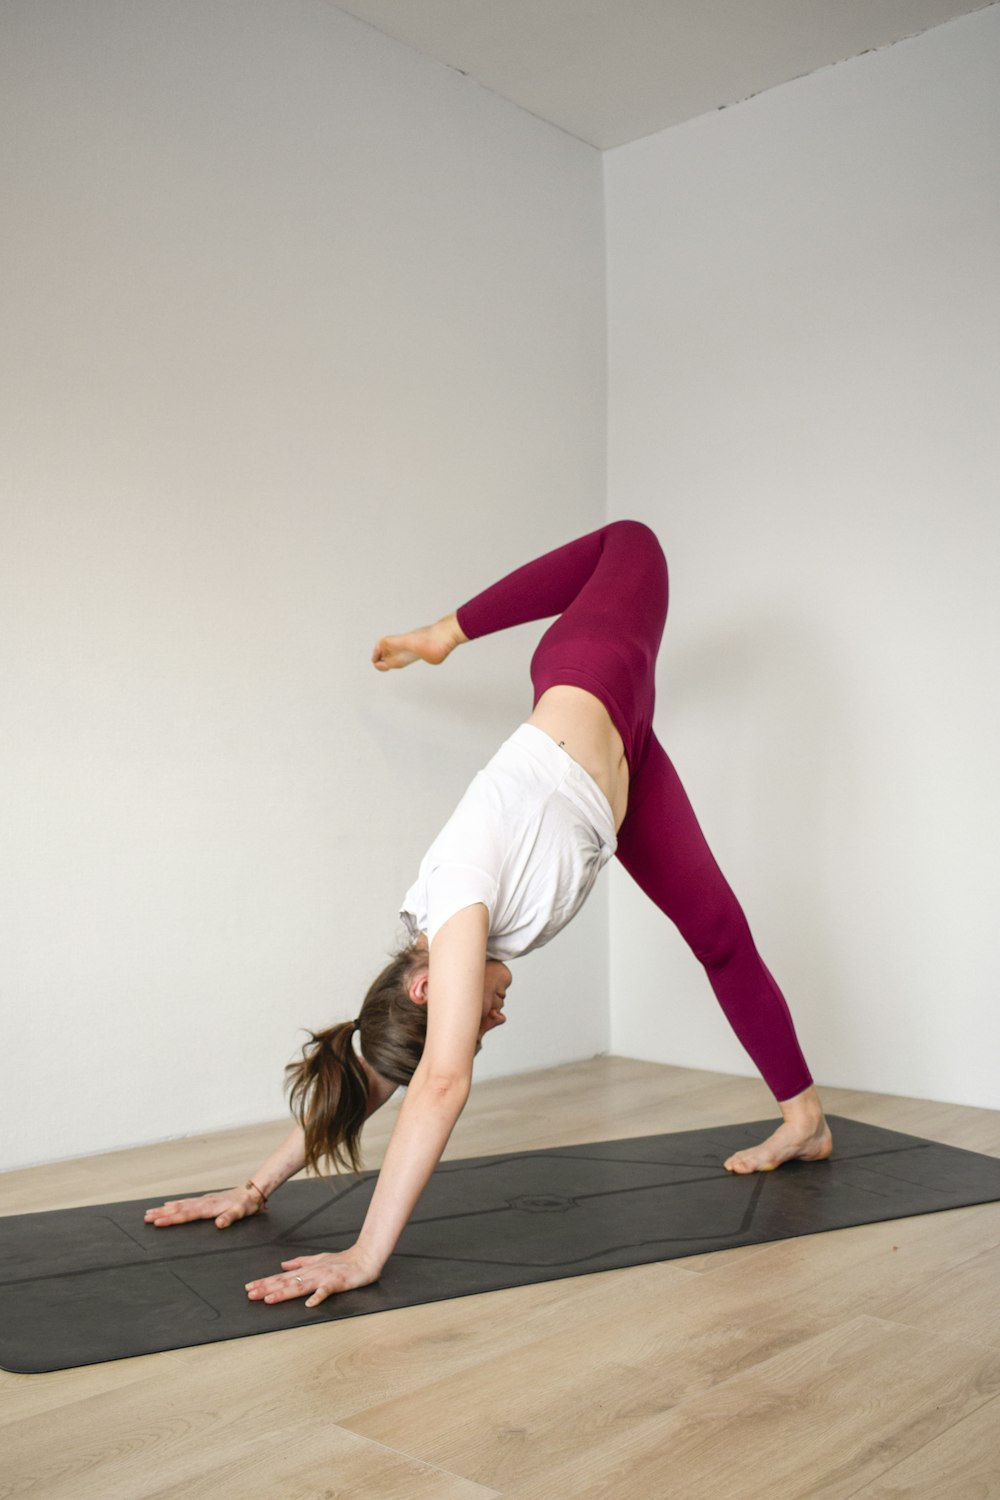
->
[617,733,832,1171]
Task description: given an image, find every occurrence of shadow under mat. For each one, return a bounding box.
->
[4,1114,1000,1373]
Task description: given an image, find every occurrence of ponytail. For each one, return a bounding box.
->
[284,941,428,1177]
[285,1020,369,1175]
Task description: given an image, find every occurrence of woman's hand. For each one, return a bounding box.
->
[143,1186,260,1230]
[245,1248,381,1309]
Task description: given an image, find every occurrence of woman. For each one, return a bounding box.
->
[145,520,832,1308]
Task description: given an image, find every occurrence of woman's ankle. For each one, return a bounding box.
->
[778,1083,824,1127]
[443,611,469,648]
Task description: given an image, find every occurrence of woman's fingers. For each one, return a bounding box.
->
[244,1271,334,1304]
[245,1258,318,1302]
[144,1200,197,1226]
[143,1191,248,1229]
[244,1276,294,1304]
[245,1251,375,1306]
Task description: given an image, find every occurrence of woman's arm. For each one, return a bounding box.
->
[245,903,488,1306]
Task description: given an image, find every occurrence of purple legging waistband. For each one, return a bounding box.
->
[456,519,813,1102]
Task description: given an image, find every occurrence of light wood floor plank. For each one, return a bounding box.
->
[0,1352,171,1428]
[339,1203,1000,1492]
[866,1240,1000,1352]
[143,1426,502,1500]
[846,1394,1000,1498]
[339,1262,756,1491]
[3,1358,499,1500]
[499,1315,1000,1500]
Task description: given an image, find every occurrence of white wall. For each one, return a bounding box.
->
[0,0,607,1171]
[5,3,996,1176]
[605,8,1000,1109]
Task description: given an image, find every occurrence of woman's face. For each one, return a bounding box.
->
[477,959,511,1046]
[408,937,510,1052]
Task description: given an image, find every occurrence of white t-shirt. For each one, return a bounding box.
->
[400,723,617,961]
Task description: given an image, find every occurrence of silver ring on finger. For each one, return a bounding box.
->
[294,1276,304,1285]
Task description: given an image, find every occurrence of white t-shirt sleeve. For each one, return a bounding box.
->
[424,862,498,948]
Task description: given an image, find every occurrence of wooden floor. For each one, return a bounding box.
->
[4,1058,1000,1499]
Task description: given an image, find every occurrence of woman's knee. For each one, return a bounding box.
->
[606,520,668,595]
[606,518,660,553]
[685,890,750,972]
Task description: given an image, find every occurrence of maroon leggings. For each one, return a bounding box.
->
[456,519,813,1102]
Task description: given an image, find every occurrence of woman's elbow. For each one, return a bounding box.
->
[413,1068,472,1109]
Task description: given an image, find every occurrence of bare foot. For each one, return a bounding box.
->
[371,613,467,671]
[724,1088,833,1174]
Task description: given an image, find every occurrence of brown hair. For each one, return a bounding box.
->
[284,940,427,1176]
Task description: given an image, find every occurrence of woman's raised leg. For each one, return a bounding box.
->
[616,733,832,1172]
[373,520,668,782]
[374,518,663,651]
[372,523,622,672]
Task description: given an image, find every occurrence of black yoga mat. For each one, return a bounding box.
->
[4,1114,1000,1373]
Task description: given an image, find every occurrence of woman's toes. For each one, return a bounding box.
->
[372,635,418,669]
[724,1148,777,1173]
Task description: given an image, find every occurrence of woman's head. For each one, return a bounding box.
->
[284,939,428,1176]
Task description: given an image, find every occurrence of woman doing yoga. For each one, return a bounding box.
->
[145,520,832,1307]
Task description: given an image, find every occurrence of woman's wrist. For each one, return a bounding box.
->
[244,1179,268,1210]
[243,1125,308,1206]
[349,1239,388,1280]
